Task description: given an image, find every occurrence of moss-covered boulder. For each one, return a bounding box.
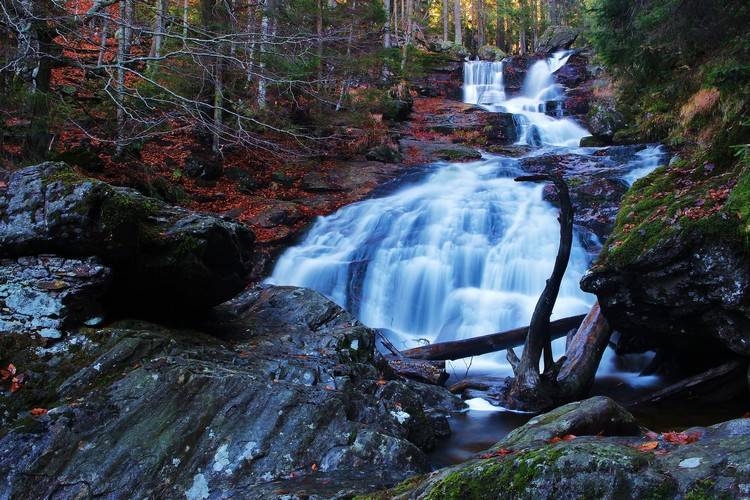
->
[581,159,750,359]
[0,162,255,310]
[370,397,750,499]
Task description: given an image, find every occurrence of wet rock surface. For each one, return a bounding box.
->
[582,236,750,359]
[0,286,464,499]
[0,162,255,309]
[372,397,750,499]
[0,255,111,339]
[519,146,652,245]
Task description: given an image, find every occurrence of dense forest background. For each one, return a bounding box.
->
[1,0,591,164]
[2,0,749,201]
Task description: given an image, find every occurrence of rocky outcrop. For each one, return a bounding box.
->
[535,26,580,54]
[0,162,255,309]
[0,255,111,338]
[399,139,482,164]
[582,236,750,359]
[415,102,518,145]
[373,397,750,499]
[410,61,463,100]
[519,147,646,245]
[0,286,464,499]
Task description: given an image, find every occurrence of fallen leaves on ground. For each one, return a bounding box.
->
[662,431,701,445]
[635,441,660,452]
[1,363,16,381]
[547,434,577,444]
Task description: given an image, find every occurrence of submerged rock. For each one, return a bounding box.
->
[0,162,255,309]
[0,286,463,498]
[0,255,111,338]
[374,397,750,499]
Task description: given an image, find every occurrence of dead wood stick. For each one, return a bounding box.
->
[632,359,747,406]
[400,314,586,361]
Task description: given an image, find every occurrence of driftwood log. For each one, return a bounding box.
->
[400,314,586,361]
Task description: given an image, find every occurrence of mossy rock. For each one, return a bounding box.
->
[0,162,256,310]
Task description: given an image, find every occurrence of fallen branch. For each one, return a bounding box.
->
[400,314,586,361]
[632,359,747,406]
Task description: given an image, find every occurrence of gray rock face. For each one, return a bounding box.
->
[0,255,111,338]
[0,286,463,499]
[519,147,645,245]
[535,25,580,53]
[582,237,750,357]
[0,162,255,309]
[381,396,750,499]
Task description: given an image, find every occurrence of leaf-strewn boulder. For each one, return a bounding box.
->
[372,397,750,499]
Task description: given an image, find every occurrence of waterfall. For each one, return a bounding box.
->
[268,52,665,378]
[463,60,505,106]
[622,145,666,185]
[462,51,588,148]
[267,157,593,369]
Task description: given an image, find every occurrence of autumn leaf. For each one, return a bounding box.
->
[311,463,318,472]
[547,436,562,443]
[662,431,700,445]
[635,441,659,452]
[479,448,513,458]
[1,363,16,381]
[30,408,48,416]
[562,434,577,441]
[10,376,24,393]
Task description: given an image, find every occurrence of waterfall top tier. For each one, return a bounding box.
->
[463,51,589,148]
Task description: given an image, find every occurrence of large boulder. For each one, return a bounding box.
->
[582,236,750,358]
[377,397,750,499]
[0,286,464,498]
[0,255,111,338]
[535,25,580,54]
[0,162,255,309]
[580,161,750,361]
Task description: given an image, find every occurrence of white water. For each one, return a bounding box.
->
[268,53,664,381]
[623,145,666,185]
[268,156,592,365]
[463,51,589,148]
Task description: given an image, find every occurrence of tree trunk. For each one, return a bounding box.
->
[384,0,391,48]
[246,0,257,81]
[452,0,461,46]
[317,0,324,85]
[442,0,448,43]
[257,0,270,109]
[212,58,223,154]
[400,314,586,361]
[495,0,505,51]
[400,0,412,70]
[149,0,166,60]
[116,0,134,156]
[506,173,573,407]
[183,0,189,37]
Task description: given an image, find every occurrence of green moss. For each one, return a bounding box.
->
[100,190,162,247]
[684,479,733,500]
[599,159,750,268]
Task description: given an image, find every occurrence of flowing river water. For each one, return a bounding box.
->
[267,52,675,465]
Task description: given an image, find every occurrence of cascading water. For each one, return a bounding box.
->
[269,52,667,435]
[268,156,593,365]
[463,51,589,147]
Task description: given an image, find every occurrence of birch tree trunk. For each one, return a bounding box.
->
[382,0,391,48]
[257,0,270,109]
[400,0,412,70]
[452,0,461,46]
[149,0,166,59]
[116,0,134,156]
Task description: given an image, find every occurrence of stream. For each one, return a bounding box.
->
[267,52,678,466]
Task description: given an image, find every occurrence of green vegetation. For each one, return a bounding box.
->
[589,0,750,267]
